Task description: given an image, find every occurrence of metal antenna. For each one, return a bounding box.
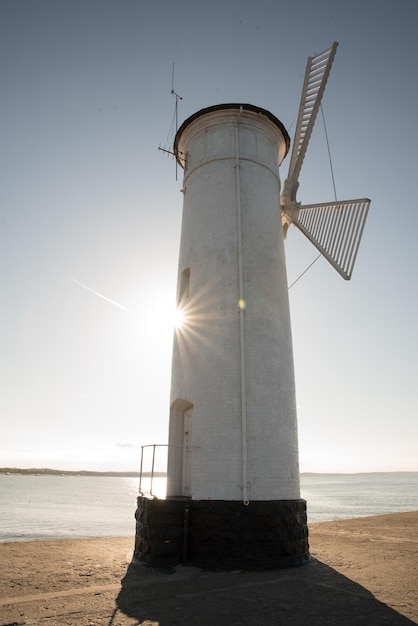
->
[171,62,183,180]
[171,62,183,133]
[158,63,184,180]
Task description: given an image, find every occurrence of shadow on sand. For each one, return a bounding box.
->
[114,557,415,625]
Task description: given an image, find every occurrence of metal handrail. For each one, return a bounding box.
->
[139,442,200,498]
[139,444,168,498]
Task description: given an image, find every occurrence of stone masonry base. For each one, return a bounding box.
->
[135,497,310,570]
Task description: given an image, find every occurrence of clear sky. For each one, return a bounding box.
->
[1,0,417,473]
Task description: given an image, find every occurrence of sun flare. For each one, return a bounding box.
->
[173,307,186,330]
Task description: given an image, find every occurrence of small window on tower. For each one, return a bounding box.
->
[178,268,190,305]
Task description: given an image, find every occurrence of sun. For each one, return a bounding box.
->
[173,307,186,330]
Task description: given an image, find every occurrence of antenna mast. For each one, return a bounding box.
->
[171,62,182,132]
[158,63,183,180]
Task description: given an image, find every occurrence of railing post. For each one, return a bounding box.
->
[150,444,156,497]
[139,445,144,494]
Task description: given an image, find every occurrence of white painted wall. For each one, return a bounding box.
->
[166,105,301,501]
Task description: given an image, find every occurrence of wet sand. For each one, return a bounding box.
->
[0,511,416,625]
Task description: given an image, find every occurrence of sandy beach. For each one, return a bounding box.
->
[0,511,416,625]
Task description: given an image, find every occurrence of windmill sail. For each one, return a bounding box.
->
[281,41,371,280]
[286,42,338,185]
[294,198,371,280]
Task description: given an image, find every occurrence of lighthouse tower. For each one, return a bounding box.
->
[135,44,369,570]
[168,104,299,502]
[135,104,309,570]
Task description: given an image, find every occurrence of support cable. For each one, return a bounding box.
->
[288,254,322,290]
[321,104,338,204]
[288,104,338,289]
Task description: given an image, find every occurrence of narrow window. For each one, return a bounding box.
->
[178,268,190,304]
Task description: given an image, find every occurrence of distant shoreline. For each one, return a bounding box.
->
[0,468,166,478]
[1,467,416,477]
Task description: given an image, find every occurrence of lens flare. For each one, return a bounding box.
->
[173,307,186,330]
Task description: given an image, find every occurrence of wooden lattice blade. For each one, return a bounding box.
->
[286,42,338,186]
[293,198,371,280]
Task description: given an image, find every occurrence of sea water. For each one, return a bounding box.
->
[0,473,416,542]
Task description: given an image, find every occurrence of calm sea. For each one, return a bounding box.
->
[0,473,417,542]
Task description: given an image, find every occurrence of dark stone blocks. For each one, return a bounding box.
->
[135,496,190,568]
[135,497,310,570]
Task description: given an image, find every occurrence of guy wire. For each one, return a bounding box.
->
[288,104,337,289]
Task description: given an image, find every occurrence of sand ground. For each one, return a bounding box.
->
[0,511,416,625]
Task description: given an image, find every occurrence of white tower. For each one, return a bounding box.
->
[155,104,310,569]
[135,44,370,570]
[167,104,298,504]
